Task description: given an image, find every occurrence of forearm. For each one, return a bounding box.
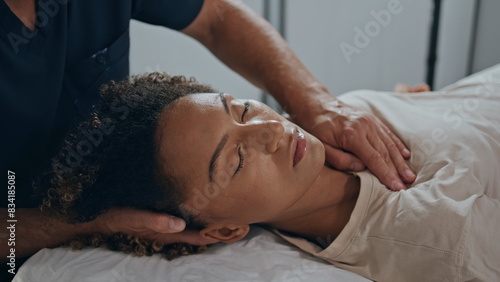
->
[183,0,333,117]
[0,208,94,262]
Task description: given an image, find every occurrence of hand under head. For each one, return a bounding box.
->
[39,72,326,256]
[39,73,216,258]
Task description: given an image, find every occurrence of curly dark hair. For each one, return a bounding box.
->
[37,72,215,259]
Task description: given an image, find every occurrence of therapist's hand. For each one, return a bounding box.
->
[292,93,415,191]
[92,207,218,246]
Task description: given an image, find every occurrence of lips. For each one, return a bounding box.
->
[293,129,307,167]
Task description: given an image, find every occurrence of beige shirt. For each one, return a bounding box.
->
[275,65,500,282]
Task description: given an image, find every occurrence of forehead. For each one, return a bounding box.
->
[156,93,223,187]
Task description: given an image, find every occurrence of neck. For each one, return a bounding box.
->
[4,0,36,31]
[264,166,360,246]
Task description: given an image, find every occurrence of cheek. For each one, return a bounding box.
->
[307,135,325,165]
[250,158,300,203]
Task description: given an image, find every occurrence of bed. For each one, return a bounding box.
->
[13,226,369,282]
[14,63,500,282]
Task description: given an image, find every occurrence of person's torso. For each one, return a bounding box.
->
[0,0,133,207]
[0,0,204,208]
[330,68,500,281]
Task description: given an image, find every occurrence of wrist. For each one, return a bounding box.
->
[35,209,95,238]
[16,208,90,250]
[31,208,100,237]
[80,214,113,235]
[76,218,102,235]
[280,84,340,121]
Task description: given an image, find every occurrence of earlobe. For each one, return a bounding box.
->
[200,224,250,243]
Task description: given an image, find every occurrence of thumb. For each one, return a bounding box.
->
[145,213,186,233]
[324,144,365,171]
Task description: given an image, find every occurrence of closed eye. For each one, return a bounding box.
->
[234,146,244,175]
[241,101,250,122]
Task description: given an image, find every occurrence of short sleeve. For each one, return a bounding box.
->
[132,0,204,30]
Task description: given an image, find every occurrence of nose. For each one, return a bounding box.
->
[241,120,285,153]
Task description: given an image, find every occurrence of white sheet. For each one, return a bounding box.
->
[13,226,370,282]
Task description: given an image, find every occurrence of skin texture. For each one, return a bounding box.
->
[157,93,360,243]
[1,0,415,262]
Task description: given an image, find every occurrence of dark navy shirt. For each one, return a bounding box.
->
[0,0,204,208]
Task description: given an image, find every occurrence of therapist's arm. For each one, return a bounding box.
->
[0,208,89,261]
[0,207,213,262]
[182,0,415,190]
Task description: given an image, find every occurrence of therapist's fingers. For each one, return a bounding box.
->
[142,213,186,233]
[377,124,416,184]
[385,125,411,159]
[95,208,186,235]
[356,146,405,191]
[93,208,218,246]
[323,144,365,171]
[346,129,407,191]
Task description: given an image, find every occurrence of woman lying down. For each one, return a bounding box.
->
[39,71,500,281]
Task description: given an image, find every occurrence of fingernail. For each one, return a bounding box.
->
[405,169,415,179]
[350,162,364,171]
[169,217,186,232]
[403,148,411,157]
[392,181,406,191]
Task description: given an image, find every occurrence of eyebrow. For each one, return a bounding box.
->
[219,92,229,114]
[208,93,231,182]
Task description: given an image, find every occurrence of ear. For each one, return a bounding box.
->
[200,224,250,243]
